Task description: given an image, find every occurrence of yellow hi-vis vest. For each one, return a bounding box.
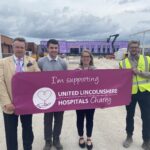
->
[120,55,150,94]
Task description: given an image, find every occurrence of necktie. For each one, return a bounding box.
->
[16,59,22,73]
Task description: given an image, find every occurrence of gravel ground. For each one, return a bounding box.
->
[0,56,144,150]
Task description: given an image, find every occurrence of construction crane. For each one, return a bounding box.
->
[107,34,119,53]
[129,29,150,55]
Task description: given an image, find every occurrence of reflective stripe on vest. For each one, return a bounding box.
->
[133,79,150,85]
[122,59,126,68]
[122,56,148,71]
[120,55,150,94]
[144,56,149,71]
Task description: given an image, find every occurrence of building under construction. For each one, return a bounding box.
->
[40,40,128,55]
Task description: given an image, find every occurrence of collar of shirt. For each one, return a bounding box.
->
[128,53,140,61]
[13,55,24,66]
[128,53,140,68]
[47,55,58,62]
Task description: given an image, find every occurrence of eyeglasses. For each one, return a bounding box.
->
[82,55,90,58]
[129,47,139,49]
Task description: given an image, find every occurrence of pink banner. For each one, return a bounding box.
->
[12,69,132,115]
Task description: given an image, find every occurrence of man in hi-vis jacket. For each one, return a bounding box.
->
[120,40,150,150]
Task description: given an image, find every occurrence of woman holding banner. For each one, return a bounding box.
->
[76,49,95,150]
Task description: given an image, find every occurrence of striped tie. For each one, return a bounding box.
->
[16,59,22,73]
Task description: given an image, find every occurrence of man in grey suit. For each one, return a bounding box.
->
[38,39,67,150]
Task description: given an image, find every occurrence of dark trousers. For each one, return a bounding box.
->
[44,112,64,141]
[126,91,150,141]
[3,113,33,150]
[76,109,95,137]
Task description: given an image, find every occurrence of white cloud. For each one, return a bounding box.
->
[0,0,150,43]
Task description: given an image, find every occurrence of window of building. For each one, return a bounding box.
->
[91,45,94,53]
[114,45,120,51]
[103,45,106,53]
[80,46,83,53]
[107,45,110,54]
[97,45,101,53]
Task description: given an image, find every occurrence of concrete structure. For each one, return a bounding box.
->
[0,35,13,58]
[0,35,38,58]
[40,40,128,55]
[27,42,38,54]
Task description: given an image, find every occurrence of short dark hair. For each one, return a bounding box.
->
[47,39,59,48]
[128,40,140,50]
[13,37,26,44]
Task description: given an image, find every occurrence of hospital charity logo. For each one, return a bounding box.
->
[33,87,56,110]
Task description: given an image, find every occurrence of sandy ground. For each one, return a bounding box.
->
[0,56,144,150]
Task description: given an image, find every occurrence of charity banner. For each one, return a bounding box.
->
[12,69,132,115]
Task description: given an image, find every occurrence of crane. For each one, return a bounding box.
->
[107,34,119,53]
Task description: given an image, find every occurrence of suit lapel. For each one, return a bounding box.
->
[8,55,30,73]
[8,56,16,75]
[23,56,28,72]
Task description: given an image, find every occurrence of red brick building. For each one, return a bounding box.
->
[26,42,38,54]
[0,34,13,58]
[0,35,38,58]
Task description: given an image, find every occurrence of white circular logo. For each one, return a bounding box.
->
[33,87,56,110]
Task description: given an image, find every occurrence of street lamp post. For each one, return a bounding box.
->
[129,29,150,55]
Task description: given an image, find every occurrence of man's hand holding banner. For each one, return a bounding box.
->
[12,69,132,115]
